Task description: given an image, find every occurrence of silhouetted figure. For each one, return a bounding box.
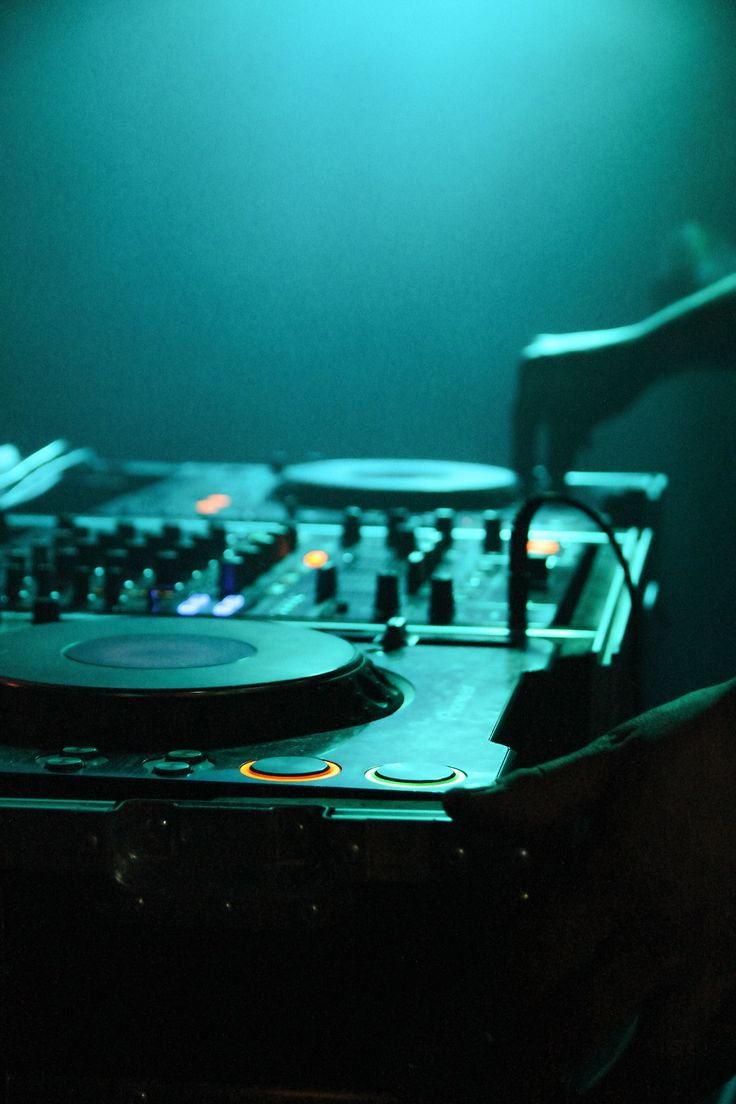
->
[443,273,736,1102]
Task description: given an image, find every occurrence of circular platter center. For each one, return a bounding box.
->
[0,618,405,750]
[64,633,257,670]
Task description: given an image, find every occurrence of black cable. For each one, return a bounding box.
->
[508,492,638,642]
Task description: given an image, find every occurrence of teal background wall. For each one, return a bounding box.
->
[2,0,735,466]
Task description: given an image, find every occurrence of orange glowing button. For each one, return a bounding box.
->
[196,493,232,516]
[240,757,341,782]
[527,538,561,557]
[302,549,330,569]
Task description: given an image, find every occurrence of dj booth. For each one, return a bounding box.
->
[0,453,663,1102]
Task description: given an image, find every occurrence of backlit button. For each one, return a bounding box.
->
[241,756,341,781]
[166,749,207,765]
[151,759,191,777]
[61,746,101,761]
[367,761,466,787]
[44,756,85,773]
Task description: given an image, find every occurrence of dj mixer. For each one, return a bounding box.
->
[0,456,662,1103]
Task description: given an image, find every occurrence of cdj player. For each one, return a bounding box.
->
[0,456,662,1104]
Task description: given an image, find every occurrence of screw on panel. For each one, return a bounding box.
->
[304,902,320,924]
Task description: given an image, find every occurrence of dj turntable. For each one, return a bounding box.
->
[0,456,661,1103]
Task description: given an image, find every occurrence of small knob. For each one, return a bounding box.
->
[72,564,91,608]
[406,551,426,594]
[35,562,56,598]
[483,511,502,552]
[374,571,400,618]
[429,574,455,624]
[385,508,409,549]
[3,562,25,606]
[161,524,182,545]
[249,533,279,568]
[394,524,417,559]
[276,523,298,555]
[77,537,103,569]
[123,537,150,572]
[315,563,338,603]
[378,616,410,652]
[154,549,180,589]
[104,547,130,573]
[103,564,125,610]
[527,553,551,589]
[420,533,443,573]
[341,506,362,548]
[30,541,51,572]
[435,508,455,547]
[55,546,79,589]
[172,540,199,575]
[219,553,250,597]
[114,521,137,542]
[204,522,228,556]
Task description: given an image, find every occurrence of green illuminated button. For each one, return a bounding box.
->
[151,759,191,777]
[166,749,206,764]
[374,762,457,785]
[61,746,100,760]
[250,756,330,778]
[44,756,85,773]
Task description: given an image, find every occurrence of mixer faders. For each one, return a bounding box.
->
[1,503,626,638]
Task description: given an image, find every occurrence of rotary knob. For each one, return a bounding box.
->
[429,574,455,624]
[406,551,426,594]
[374,571,400,618]
[315,563,338,603]
[394,524,417,559]
[341,506,362,548]
[219,551,258,596]
[435,508,455,547]
[483,511,502,552]
[386,508,409,549]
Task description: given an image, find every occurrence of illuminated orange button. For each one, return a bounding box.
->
[527,538,561,557]
[240,757,341,782]
[302,549,329,569]
[196,493,232,516]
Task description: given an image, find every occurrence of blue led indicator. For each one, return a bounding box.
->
[212,594,246,617]
[176,593,213,616]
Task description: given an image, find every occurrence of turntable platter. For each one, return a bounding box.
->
[0,618,405,749]
[279,458,518,509]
